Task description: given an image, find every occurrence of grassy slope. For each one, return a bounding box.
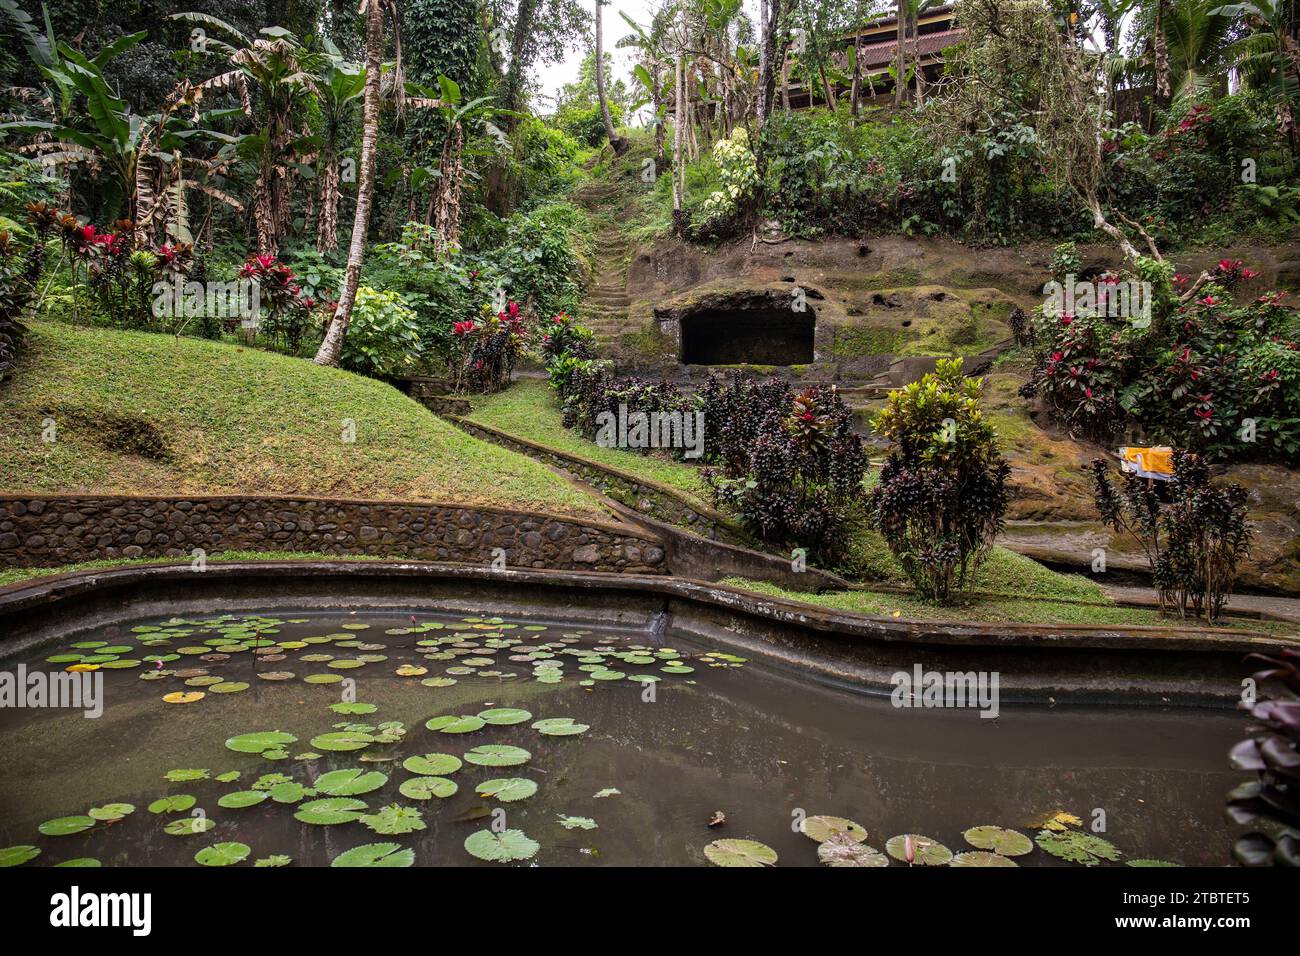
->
[0,322,603,518]
[465,378,713,509]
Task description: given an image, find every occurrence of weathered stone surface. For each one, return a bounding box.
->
[0,495,667,575]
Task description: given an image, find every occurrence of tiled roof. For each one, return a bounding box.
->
[854,28,965,69]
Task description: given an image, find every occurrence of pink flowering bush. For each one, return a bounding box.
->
[449,298,530,393]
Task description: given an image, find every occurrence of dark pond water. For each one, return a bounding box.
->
[0,608,1247,867]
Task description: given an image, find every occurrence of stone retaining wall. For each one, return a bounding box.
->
[0,495,666,574]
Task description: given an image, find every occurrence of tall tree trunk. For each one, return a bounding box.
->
[432,121,464,254]
[894,1,907,106]
[850,24,863,118]
[652,64,666,173]
[316,153,340,253]
[913,11,925,106]
[315,0,384,367]
[1153,0,1171,103]
[595,1,627,154]
[757,0,781,123]
[672,49,686,235]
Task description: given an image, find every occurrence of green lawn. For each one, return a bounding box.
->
[465,378,712,509]
[720,575,1291,632]
[0,322,604,518]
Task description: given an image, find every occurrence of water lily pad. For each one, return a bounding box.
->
[218,790,269,809]
[210,681,250,694]
[294,798,368,825]
[269,781,310,804]
[476,707,532,725]
[558,815,597,830]
[331,842,414,868]
[330,702,377,715]
[800,815,867,844]
[403,753,463,776]
[147,795,196,814]
[818,834,890,867]
[950,851,1018,867]
[464,828,539,863]
[359,803,426,835]
[1127,859,1181,867]
[163,691,205,704]
[88,803,135,821]
[55,858,101,867]
[399,776,458,800]
[531,717,589,736]
[309,731,375,752]
[463,744,531,768]
[314,768,388,796]
[425,715,485,734]
[0,845,40,867]
[254,855,292,867]
[164,816,216,836]
[304,673,343,684]
[963,826,1033,857]
[593,788,620,798]
[225,731,298,754]
[476,777,538,802]
[164,769,209,783]
[195,842,250,867]
[885,834,952,866]
[704,839,778,867]
[1034,829,1120,866]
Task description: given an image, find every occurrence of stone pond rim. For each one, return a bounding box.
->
[1,560,1293,708]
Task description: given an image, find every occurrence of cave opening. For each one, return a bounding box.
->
[679,307,815,365]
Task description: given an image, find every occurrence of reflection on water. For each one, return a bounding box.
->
[0,608,1245,867]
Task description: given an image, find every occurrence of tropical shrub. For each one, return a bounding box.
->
[1089,451,1252,623]
[449,299,529,393]
[539,311,596,365]
[339,286,422,378]
[239,253,317,352]
[869,359,1011,602]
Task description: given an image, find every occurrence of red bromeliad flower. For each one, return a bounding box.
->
[453,320,476,337]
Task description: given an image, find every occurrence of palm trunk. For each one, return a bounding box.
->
[672,50,686,235]
[913,12,925,106]
[652,64,666,173]
[316,154,340,253]
[595,1,627,154]
[894,3,906,105]
[1153,0,1170,103]
[433,121,464,254]
[314,0,383,366]
[850,26,862,118]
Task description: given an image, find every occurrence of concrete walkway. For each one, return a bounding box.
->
[1101,584,1300,625]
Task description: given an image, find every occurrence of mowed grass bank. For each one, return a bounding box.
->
[0,322,603,518]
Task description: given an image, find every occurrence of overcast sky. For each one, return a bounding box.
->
[533,0,762,116]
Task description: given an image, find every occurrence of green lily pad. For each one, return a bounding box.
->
[464,828,539,863]
[309,731,375,752]
[164,816,217,836]
[477,708,532,725]
[269,781,309,804]
[402,753,463,776]
[476,777,538,802]
[218,790,269,809]
[885,834,953,866]
[55,858,101,867]
[294,798,368,825]
[558,815,597,830]
[424,715,485,734]
[398,776,458,800]
[194,842,250,867]
[164,768,209,782]
[254,855,292,868]
[531,717,589,736]
[331,842,414,868]
[88,803,135,821]
[0,845,40,867]
[800,815,867,844]
[313,768,388,796]
[1034,829,1121,866]
[1127,859,1181,867]
[359,803,426,835]
[703,839,778,867]
[963,826,1033,857]
[329,702,378,715]
[225,731,298,754]
[950,851,1018,867]
[818,835,889,867]
[147,795,196,814]
[463,745,530,768]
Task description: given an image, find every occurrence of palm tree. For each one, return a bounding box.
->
[315,0,388,367]
[170,13,324,257]
[595,0,628,154]
[619,7,672,170]
[1213,0,1299,148]
[312,42,365,254]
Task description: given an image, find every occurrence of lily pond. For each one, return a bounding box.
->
[0,608,1245,867]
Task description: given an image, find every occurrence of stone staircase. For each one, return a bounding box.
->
[573,183,634,349]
